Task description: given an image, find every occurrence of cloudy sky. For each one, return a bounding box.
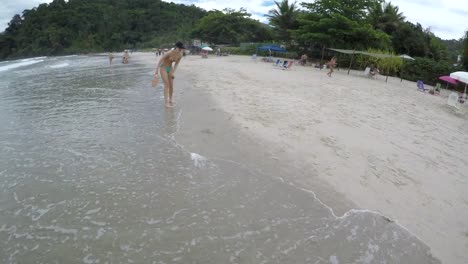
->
[1,0,466,40]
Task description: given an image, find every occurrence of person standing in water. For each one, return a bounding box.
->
[122,50,130,64]
[108,52,115,65]
[153,41,186,108]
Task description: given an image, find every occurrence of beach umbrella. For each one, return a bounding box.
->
[399,54,414,82]
[438,76,457,88]
[399,54,415,60]
[202,47,213,51]
[449,71,468,94]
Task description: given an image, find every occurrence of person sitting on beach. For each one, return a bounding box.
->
[370,64,379,77]
[153,41,186,108]
[300,54,308,66]
[326,56,337,77]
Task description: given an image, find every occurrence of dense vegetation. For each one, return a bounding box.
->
[0,0,208,58]
[265,0,466,85]
[464,31,468,70]
[189,8,272,45]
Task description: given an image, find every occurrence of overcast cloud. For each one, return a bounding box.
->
[0,0,466,40]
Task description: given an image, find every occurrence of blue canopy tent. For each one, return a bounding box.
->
[257,45,287,53]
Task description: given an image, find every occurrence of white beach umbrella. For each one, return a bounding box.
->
[398,54,415,82]
[399,54,415,60]
[202,47,213,51]
[450,71,468,94]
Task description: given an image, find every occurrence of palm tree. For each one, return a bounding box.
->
[463,30,468,70]
[265,0,299,42]
[368,1,405,35]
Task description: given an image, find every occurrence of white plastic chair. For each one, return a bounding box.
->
[447,92,460,109]
[364,67,370,77]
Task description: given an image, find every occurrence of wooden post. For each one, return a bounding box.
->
[347,50,355,75]
[320,45,325,70]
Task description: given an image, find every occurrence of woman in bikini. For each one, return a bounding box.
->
[153,42,185,107]
[327,56,337,77]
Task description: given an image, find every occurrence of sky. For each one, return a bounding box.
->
[0,0,466,40]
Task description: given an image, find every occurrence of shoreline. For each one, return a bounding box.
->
[0,53,442,263]
[177,54,467,263]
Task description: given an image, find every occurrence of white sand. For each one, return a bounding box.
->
[178,55,468,263]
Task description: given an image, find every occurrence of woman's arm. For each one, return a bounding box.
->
[170,56,182,75]
[155,52,170,75]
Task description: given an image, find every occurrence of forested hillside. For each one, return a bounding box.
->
[1,0,466,71]
[0,0,207,59]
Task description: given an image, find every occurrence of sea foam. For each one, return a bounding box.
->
[0,58,45,72]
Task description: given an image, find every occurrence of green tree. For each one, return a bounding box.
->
[303,0,379,21]
[293,0,390,50]
[400,57,453,85]
[0,0,208,59]
[265,0,299,42]
[392,22,428,57]
[191,8,272,45]
[428,35,448,61]
[5,14,23,34]
[442,38,463,64]
[368,1,405,35]
[464,30,468,70]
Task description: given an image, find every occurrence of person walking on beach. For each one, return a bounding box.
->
[327,56,337,77]
[108,52,114,65]
[152,41,186,108]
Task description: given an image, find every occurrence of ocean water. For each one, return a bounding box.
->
[0,55,439,263]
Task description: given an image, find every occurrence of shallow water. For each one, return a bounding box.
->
[0,55,439,263]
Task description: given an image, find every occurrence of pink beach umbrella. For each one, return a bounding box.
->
[438,76,457,85]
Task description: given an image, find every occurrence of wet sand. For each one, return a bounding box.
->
[172,54,468,263]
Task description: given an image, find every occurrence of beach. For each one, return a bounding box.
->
[0,52,461,263]
[175,55,468,263]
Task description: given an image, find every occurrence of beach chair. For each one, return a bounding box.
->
[429,83,441,95]
[281,60,288,68]
[282,60,294,70]
[273,59,281,67]
[447,92,460,109]
[363,67,371,77]
[251,54,257,61]
[417,80,426,92]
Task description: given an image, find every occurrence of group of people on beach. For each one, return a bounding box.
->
[107,50,130,65]
[301,54,337,77]
[109,44,364,108]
